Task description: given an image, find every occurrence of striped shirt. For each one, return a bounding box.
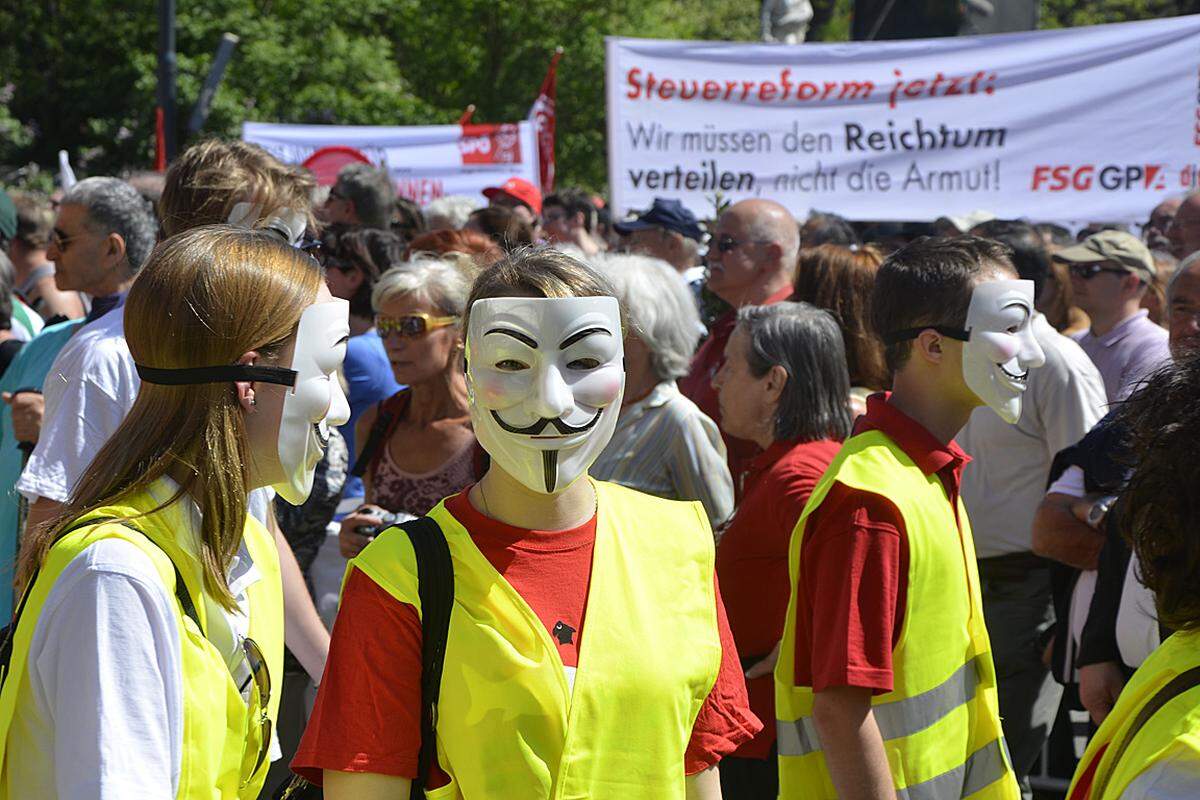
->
[592,381,734,528]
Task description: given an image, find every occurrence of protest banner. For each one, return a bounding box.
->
[243,120,540,205]
[607,16,1200,223]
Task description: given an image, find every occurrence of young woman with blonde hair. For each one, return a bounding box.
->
[0,225,350,798]
[296,247,758,799]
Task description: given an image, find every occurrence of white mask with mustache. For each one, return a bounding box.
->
[962,279,1045,424]
[466,296,624,495]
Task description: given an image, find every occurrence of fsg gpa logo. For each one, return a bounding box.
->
[1030,164,1168,192]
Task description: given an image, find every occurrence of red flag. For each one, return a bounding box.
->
[458,104,476,125]
[528,47,562,193]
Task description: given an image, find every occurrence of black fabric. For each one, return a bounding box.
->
[135,363,297,388]
[0,338,24,380]
[0,517,201,689]
[1045,409,1132,685]
[404,515,454,798]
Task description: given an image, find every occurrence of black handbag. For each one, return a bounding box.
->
[277,515,455,799]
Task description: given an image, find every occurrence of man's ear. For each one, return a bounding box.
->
[912,329,945,365]
[761,241,784,266]
[763,364,789,403]
[103,232,128,270]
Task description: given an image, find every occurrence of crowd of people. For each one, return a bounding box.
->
[0,136,1196,800]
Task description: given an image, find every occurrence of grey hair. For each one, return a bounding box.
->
[1172,251,1200,300]
[335,163,395,230]
[372,257,470,318]
[62,177,158,272]
[594,253,700,381]
[425,195,481,230]
[736,301,852,442]
[0,250,14,330]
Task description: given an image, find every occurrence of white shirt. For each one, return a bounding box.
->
[16,305,274,522]
[8,478,265,799]
[958,315,1108,558]
[17,306,137,504]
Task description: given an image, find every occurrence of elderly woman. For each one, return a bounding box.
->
[590,254,733,527]
[338,258,478,558]
[711,302,852,799]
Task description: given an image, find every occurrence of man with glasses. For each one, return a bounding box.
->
[614,197,706,283]
[321,163,396,231]
[678,198,800,489]
[1054,230,1170,401]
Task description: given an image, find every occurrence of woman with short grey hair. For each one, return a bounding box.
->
[591,253,734,527]
[339,257,478,558]
[711,301,852,796]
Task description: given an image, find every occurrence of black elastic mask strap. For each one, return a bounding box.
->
[135,363,297,387]
[882,326,971,346]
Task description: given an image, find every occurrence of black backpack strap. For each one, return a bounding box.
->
[351,392,409,479]
[401,516,454,797]
[1,516,202,688]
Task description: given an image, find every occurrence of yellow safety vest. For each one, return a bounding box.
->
[1069,630,1200,800]
[350,479,723,799]
[0,485,283,799]
[774,430,1018,799]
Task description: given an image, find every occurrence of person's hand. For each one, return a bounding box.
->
[745,640,781,680]
[1079,661,1126,725]
[339,504,387,559]
[2,391,44,445]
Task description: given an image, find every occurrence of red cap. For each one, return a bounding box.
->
[483,177,542,215]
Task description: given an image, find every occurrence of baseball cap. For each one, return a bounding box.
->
[482,178,542,216]
[0,190,16,243]
[1053,230,1156,281]
[613,198,704,242]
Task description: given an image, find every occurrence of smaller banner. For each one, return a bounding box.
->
[529,48,563,193]
[243,121,540,205]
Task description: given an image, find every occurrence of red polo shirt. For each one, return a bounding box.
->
[715,437,842,759]
[678,286,794,492]
[792,393,969,693]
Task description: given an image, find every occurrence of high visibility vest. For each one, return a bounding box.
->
[1069,630,1200,800]
[350,480,723,799]
[774,430,1018,800]
[0,487,283,799]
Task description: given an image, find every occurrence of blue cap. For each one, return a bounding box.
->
[613,198,704,242]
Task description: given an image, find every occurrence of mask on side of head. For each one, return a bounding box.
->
[228,202,307,247]
[962,280,1045,424]
[466,296,624,495]
[274,300,352,504]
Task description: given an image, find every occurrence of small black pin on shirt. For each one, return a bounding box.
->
[551,621,576,646]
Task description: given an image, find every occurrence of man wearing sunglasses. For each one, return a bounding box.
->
[1054,230,1170,402]
[678,198,799,492]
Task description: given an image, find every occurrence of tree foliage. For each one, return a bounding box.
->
[0,0,1192,193]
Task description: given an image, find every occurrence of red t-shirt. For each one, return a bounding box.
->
[715,437,842,759]
[293,489,761,785]
[678,286,793,492]
[792,393,969,693]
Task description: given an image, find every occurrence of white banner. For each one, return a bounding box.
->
[242,121,540,205]
[607,16,1200,224]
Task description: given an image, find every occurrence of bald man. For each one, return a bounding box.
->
[679,199,800,491]
[1144,196,1182,252]
[1168,192,1200,260]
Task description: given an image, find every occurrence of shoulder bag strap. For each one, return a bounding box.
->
[402,515,454,797]
[1094,663,1200,797]
[350,392,409,479]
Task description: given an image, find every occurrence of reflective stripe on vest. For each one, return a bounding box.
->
[0,484,284,800]
[779,655,985,757]
[774,430,1018,800]
[349,480,722,800]
[1069,631,1200,800]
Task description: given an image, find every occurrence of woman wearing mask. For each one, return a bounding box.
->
[0,225,349,797]
[296,248,759,798]
[338,258,478,558]
[711,302,852,798]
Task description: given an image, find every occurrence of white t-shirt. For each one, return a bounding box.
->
[8,479,268,798]
[16,305,274,521]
